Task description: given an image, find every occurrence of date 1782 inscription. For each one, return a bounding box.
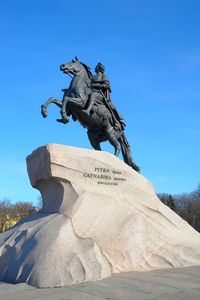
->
[83,167,126,186]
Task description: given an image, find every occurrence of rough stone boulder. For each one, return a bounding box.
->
[0,143,200,287]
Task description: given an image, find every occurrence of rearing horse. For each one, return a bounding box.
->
[41,58,140,172]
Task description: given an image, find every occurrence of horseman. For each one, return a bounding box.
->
[58,62,125,131]
[84,62,125,131]
[41,57,140,172]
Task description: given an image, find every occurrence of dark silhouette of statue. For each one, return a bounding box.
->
[84,62,125,131]
[41,57,140,172]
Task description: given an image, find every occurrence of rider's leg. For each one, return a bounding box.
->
[87,130,101,151]
[84,93,95,115]
[104,122,120,156]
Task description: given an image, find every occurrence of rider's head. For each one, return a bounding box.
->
[95,62,105,74]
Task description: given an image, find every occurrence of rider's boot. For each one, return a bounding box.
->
[84,108,91,115]
[83,104,92,115]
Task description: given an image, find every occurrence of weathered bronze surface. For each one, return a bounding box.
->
[41,57,140,172]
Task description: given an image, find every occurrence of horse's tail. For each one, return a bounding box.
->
[118,133,140,172]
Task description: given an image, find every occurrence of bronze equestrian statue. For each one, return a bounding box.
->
[41,57,140,172]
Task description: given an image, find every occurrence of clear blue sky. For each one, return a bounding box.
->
[1,0,200,205]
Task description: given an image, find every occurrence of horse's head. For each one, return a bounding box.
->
[60,57,82,75]
[60,57,92,82]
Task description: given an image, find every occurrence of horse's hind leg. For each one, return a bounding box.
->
[87,131,101,151]
[41,97,62,118]
[104,124,120,156]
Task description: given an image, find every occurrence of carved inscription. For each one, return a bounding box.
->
[83,167,126,186]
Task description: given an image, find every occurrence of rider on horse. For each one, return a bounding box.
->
[84,62,125,131]
[41,57,140,172]
[58,62,125,131]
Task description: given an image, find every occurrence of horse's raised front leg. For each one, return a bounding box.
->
[57,96,70,124]
[57,96,85,124]
[41,97,62,118]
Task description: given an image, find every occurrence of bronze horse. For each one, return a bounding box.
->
[41,58,140,172]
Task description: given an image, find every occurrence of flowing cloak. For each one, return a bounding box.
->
[91,74,125,131]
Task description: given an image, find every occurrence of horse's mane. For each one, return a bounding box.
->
[80,62,93,79]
